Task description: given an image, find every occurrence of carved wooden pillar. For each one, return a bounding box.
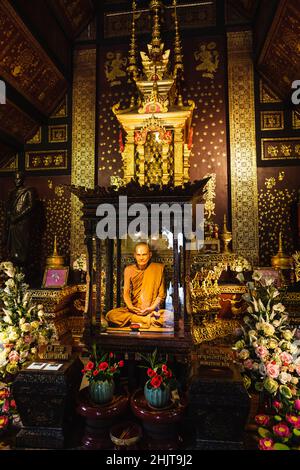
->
[174,128,184,186]
[123,130,135,183]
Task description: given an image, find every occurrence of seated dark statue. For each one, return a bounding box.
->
[3,171,37,269]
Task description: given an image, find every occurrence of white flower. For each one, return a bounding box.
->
[0,261,15,278]
[20,323,31,333]
[252,271,262,281]
[5,278,15,288]
[3,316,12,324]
[239,349,250,360]
[8,330,18,341]
[261,323,275,337]
[37,310,44,318]
[278,372,292,384]
[37,305,44,311]
[30,347,37,355]
[273,303,285,313]
[283,330,294,341]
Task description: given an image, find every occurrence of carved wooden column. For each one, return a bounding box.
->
[227,31,259,265]
[174,128,184,186]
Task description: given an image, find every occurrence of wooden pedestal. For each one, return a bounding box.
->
[12,356,83,449]
[76,387,129,450]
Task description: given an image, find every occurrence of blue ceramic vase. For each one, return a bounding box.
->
[89,380,115,404]
[144,381,170,408]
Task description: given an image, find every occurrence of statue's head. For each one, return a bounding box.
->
[14,171,25,188]
[134,242,152,270]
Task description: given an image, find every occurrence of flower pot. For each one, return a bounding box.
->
[89,380,115,404]
[144,382,170,409]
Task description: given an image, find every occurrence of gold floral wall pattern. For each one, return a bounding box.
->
[258,169,298,266]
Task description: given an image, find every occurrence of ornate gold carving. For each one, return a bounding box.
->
[194,42,219,79]
[203,173,216,220]
[71,48,96,263]
[260,111,284,131]
[191,253,252,272]
[292,111,300,130]
[258,182,296,266]
[292,252,300,282]
[0,0,67,114]
[191,318,240,344]
[27,127,41,144]
[261,137,300,161]
[190,264,223,322]
[105,51,127,86]
[259,80,281,103]
[227,31,259,265]
[51,96,67,118]
[25,150,67,170]
[48,124,68,143]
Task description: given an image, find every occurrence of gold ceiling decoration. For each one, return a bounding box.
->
[113,0,194,187]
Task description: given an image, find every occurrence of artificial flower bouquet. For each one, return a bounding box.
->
[0,382,16,432]
[233,270,300,401]
[141,349,175,391]
[81,344,124,383]
[0,262,55,380]
[255,396,300,450]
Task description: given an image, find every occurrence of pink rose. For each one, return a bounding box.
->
[8,350,19,362]
[255,346,268,359]
[24,335,32,344]
[255,414,270,426]
[294,399,300,411]
[259,438,274,450]
[280,352,293,364]
[273,423,291,438]
[266,362,280,379]
[286,414,300,429]
[244,359,254,370]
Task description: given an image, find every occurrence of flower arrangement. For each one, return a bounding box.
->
[0,382,16,432]
[255,397,300,450]
[0,262,55,380]
[233,270,300,401]
[141,349,174,391]
[81,344,124,383]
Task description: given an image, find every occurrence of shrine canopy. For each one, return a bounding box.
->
[69,177,209,344]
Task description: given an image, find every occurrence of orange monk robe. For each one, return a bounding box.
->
[106,262,173,328]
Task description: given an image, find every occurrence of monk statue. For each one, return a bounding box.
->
[3,171,37,268]
[106,242,173,329]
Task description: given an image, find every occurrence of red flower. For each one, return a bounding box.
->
[81,369,85,374]
[118,360,124,368]
[255,414,270,426]
[147,368,156,378]
[0,416,9,429]
[166,370,172,378]
[93,370,99,376]
[86,361,94,371]
[99,362,108,371]
[162,365,168,373]
[0,389,9,400]
[150,375,163,389]
[110,367,116,373]
[109,352,114,358]
[10,400,16,409]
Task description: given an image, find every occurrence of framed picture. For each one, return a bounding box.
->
[42,267,69,288]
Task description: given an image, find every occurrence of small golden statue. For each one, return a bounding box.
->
[220,214,232,253]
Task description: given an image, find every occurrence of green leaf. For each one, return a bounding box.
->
[258,427,271,438]
[293,429,300,437]
[274,415,282,422]
[273,443,290,450]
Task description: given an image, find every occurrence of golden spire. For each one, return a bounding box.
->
[127,0,139,81]
[173,0,184,78]
[150,0,163,63]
